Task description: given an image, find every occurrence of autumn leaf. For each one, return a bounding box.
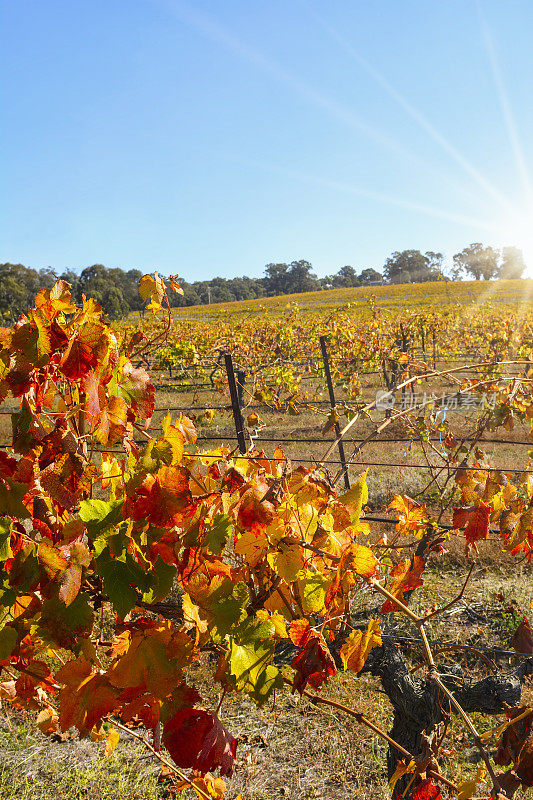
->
[59,321,105,380]
[289,619,337,693]
[235,484,275,532]
[56,657,118,734]
[340,619,382,673]
[453,501,492,546]
[267,539,305,582]
[104,727,120,757]
[388,495,428,536]
[163,707,237,776]
[510,618,533,654]
[118,361,155,420]
[36,706,59,735]
[495,706,533,786]
[398,780,443,800]
[457,767,485,799]
[389,758,416,793]
[107,619,186,698]
[234,528,269,567]
[139,273,165,310]
[59,542,92,606]
[169,276,184,296]
[125,466,192,528]
[338,470,368,527]
[381,557,426,613]
[172,777,226,800]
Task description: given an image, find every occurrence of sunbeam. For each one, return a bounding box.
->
[476,0,533,207]
[223,153,497,231]
[147,0,494,211]
[298,0,515,214]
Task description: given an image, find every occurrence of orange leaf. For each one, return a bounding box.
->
[381,556,426,613]
[340,619,382,673]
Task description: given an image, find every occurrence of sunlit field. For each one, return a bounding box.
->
[166,278,533,321]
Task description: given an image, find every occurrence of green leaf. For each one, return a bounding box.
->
[142,558,177,604]
[0,480,30,519]
[11,404,34,455]
[0,587,17,609]
[0,519,13,561]
[0,625,17,660]
[79,499,123,541]
[96,549,149,619]
[205,514,231,556]
[140,439,173,472]
[210,580,249,638]
[228,617,282,704]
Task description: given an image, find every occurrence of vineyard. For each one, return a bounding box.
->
[2,276,533,800]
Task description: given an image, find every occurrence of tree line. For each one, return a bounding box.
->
[0,243,525,319]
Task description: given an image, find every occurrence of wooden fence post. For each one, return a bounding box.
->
[319,336,351,490]
[224,353,247,455]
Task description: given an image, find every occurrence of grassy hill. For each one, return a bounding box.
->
[169,278,533,320]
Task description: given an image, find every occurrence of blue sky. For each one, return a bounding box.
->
[2,0,533,280]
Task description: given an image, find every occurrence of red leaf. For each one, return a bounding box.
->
[162,707,237,776]
[453,501,492,545]
[125,467,193,528]
[289,620,337,693]
[60,335,99,380]
[398,780,443,800]
[236,484,275,531]
[6,370,33,397]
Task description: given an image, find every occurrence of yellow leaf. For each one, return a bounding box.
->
[338,471,368,526]
[457,767,484,799]
[267,540,305,582]
[340,619,382,673]
[256,609,289,638]
[235,529,269,567]
[104,727,120,757]
[173,776,226,799]
[388,758,415,792]
[36,707,59,735]
[350,542,379,578]
[139,273,164,305]
[182,593,208,642]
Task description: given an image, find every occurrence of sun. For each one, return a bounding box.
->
[497,206,533,277]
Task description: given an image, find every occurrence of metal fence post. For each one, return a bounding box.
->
[224,353,247,455]
[319,336,351,490]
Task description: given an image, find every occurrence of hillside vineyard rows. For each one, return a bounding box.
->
[2,275,533,799]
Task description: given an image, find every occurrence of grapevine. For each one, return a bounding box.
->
[1,277,533,799]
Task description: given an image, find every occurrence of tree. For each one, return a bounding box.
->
[384,250,446,284]
[500,246,526,279]
[326,265,360,288]
[424,251,446,279]
[453,243,499,281]
[264,263,290,295]
[383,251,433,284]
[286,260,319,294]
[101,285,130,319]
[359,268,383,285]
